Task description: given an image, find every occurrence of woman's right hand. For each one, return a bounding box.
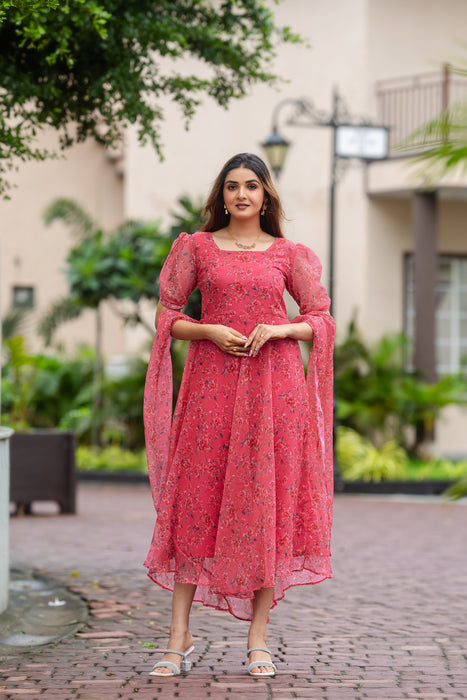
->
[204,325,249,356]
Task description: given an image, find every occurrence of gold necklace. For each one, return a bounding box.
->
[225,228,263,250]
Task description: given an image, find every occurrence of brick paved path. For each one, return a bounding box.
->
[1,483,466,699]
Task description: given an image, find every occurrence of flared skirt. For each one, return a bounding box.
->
[144,338,332,620]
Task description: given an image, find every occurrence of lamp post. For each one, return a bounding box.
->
[262,88,389,316]
[262,90,389,491]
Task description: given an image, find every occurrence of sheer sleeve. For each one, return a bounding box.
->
[286,243,336,518]
[286,243,331,320]
[159,232,197,310]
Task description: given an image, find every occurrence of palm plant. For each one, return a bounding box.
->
[39,195,206,443]
[1,306,30,340]
[335,319,467,456]
[168,194,206,238]
[41,199,105,443]
[40,198,103,344]
[39,194,205,343]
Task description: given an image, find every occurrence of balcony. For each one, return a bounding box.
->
[368,66,467,197]
[376,65,467,155]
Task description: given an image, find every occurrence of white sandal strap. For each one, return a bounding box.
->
[149,660,180,676]
[248,660,277,671]
[163,648,185,657]
[247,646,271,655]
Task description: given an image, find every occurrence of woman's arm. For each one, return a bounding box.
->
[275,322,314,342]
[243,321,313,357]
[155,302,208,340]
[155,302,249,354]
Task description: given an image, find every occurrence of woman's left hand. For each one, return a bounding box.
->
[244,324,287,357]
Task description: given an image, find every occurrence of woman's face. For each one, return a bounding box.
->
[223,167,265,222]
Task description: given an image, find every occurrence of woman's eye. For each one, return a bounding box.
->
[227,184,237,190]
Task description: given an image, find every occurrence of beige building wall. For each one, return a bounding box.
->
[364,197,412,340]
[368,0,467,83]
[0,130,125,356]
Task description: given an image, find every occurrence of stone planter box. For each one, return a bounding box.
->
[10,431,76,514]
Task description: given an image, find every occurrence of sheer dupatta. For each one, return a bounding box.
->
[143,232,198,509]
[286,244,336,518]
[144,310,198,510]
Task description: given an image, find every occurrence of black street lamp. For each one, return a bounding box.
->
[261,89,389,317]
[261,126,290,178]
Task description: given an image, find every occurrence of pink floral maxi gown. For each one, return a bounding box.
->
[143,231,335,620]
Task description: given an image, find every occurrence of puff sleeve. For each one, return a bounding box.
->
[286,243,336,512]
[159,231,197,310]
[286,243,331,321]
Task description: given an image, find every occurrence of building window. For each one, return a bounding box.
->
[12,285,35,310]
[405,255,467,376]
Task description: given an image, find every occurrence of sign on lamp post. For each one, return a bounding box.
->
[335,124,389,160]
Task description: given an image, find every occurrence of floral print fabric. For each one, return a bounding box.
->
[144,231,335,620]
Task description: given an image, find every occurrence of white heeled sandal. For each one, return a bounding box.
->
[247,646,277,677]
[149,645,195,677]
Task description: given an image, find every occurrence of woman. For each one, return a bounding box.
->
[143,153,335,678]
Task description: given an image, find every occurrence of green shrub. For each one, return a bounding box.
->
[1,337,95,428]
[59,407,93,436]
[100,356,148,448]
[76,446,147,473]
[444,471,467,500]
[336,426,467,483]
[335,319,467,456]
[1,336,148,449]
[336,426,408,482]
[404,458,467,482]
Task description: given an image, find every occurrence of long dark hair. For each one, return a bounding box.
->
[201,153,285,238]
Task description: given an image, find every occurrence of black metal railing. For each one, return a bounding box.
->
[376,65,467,153]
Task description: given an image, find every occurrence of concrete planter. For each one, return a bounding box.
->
[10,431,76,514]
[0,427,14,615]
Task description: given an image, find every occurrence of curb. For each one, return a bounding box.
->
[77,471,149,484]
[340,479,453,495]
[77,471,453,494]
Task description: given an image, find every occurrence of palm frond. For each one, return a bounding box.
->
[38,296,85,345]
[169,195,206,236]
[2,306,29,340]
[43,198,97,241]
[397,101,467,178]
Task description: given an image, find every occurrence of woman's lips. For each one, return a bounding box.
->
[236,204,249,209]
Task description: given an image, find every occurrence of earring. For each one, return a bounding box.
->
[261,202,266,216]
[224,204,229,215]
